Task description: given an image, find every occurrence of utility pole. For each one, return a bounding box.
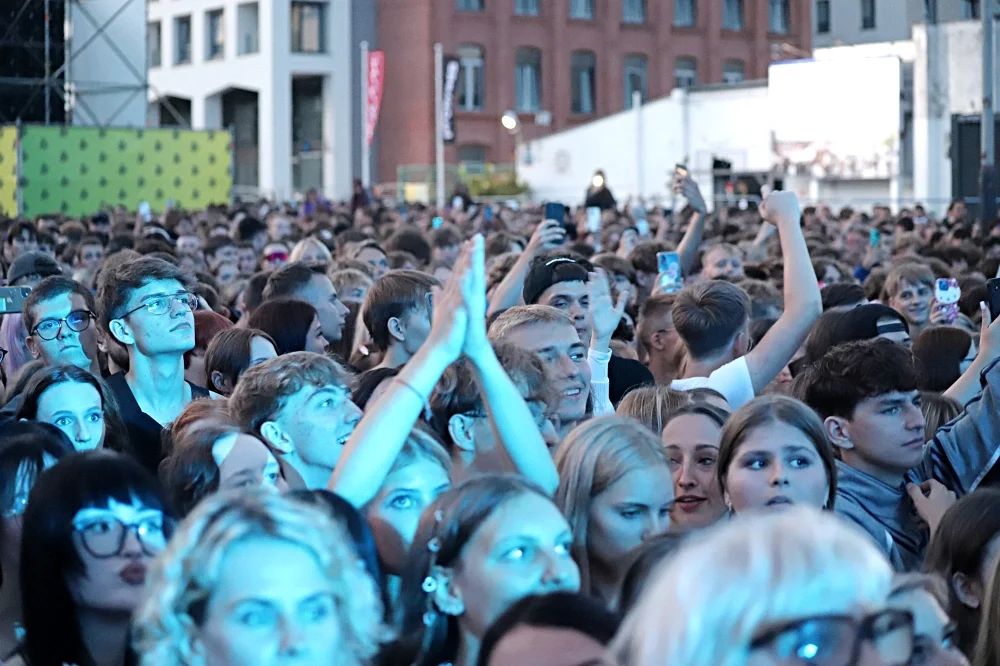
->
[982,0,997,226]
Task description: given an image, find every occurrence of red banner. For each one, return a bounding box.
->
[366,50,385,147]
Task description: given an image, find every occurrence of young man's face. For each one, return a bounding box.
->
[500,322,591,424]
[210,243,238,270]
[835,390,926,476]
[268,216,292,241]
[356,247,389,279]
[8,230,37,260]
[537,281,591,347]
[112,278,196,357]
[237,247,257,275]
[889,280,933,328]
[702,247,744,280]
[26,292,98,370]
[77,243,104,270]
[294,274,349,345]
[262,243,289,272]
[269,384,362,471]
[177,235,202,254]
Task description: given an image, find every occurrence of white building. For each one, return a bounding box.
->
[812,0,979,48]
[147,0,366,201]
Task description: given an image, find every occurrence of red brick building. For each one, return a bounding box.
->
[376,0,811,183]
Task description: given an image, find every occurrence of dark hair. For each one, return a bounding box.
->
[362,270,439,351]
[619,532,690,613]
[6,220,37,245]
[821,282,866,310]
[925,488,1000,658]
[797,338,920,420]
[21,451,172,666]
[431,225,462,249]
[96,256,196,334]
[241,271,271,314]
[912,326,973,393]
[672,280,750,359]
[476,592,621,666]
[158,418,261,516]
[184,309,234,370]
[384,229,432,265]
[16,364,131,455]
[429,360,484,453]
[863,267,888,302]
[351,366,399,411]
[234,216,266,242]
[247,298,318,355]
[802,304,909,367]
[203,327,276,395]
[285,489,390,617]
[262,261,324,301]
[391,475,555,666]
[23,276,97,334]
[627,240,672,274]
[204,235,235,259]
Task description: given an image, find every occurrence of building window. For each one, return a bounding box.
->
[623,54,648,108]
[458,145,488,165]
[963,0,980,18]
[206,9,224,60]
[291,2,325,53]
[722,0,744,30]
[675,56,698,88]
[174,16,191,64]
[148,22,161,68]
[571,51,596,114]
[769,0,789,33]
[623,0,646,23]
[675,0,696,26]
[515,0,540,15]
[457,44,485,111]
[515,47,542,112]
[816,0,830,33]
[457,0,484,10]
[861,0,875,29]
[722,60,745,84]
[237,3,259,55]
[569,0,593,19]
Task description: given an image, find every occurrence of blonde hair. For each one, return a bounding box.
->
[289,237,334,266]
[616,385,693,434]
[608,507,893,666]
[554,415,669,594]
[487,305,575,343]
[134,489,388,666]
[329,268,374,302]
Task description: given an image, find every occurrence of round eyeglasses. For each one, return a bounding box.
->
[73,516,169,558]
[31,309,94,340]
[120,292,199,319]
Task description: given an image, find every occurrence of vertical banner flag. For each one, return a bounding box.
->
[366,50,385,147]
[442,55,461,144]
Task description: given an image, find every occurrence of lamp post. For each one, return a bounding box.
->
[501,110,522,181]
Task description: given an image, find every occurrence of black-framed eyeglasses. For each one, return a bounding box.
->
[118,292,198,319]
[749,609,914,666]
[73,516,170,558]
[31,309,94,340]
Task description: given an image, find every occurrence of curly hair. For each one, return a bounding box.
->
[133,489,389,666]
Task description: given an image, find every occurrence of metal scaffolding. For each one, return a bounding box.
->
[0,0,149,127]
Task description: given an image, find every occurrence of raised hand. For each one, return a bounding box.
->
[588,268,628,350]
[526,219,566,256]
[673,174,707,214]
[427,239,472,363]
[761,190,801,228]
[461,234,490,357]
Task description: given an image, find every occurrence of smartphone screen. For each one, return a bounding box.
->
[586,207,601,233]
[544,202,565,222]
[656,252,682,293]
[0,287,32,314]
[870,229,881,248]
[675,164,689,178]
[988,278,1000,321]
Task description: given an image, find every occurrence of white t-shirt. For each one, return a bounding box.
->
[671,356,755,409]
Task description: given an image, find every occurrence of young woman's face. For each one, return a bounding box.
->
[68,498,167,613]
[724,421,829,513]
[663,413,726,529]
[449,492,580,638]
[37,380,105,451]
[586,465,673,573]
[213,433,282,493]
[890,280,933,327]
[365,456,450,575]
[305,317,327,355]
[356,248,388,279]
[888,588,965,666]
[194,536,344,666]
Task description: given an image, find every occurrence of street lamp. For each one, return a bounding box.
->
[501,110,520,132]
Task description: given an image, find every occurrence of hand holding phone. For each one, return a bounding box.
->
[655,251,682,294]
[934,278,960,325]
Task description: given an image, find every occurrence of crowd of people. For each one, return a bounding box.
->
[0,173,998,666]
